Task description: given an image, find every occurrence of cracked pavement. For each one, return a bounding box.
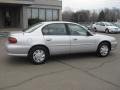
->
[0,33,120,90]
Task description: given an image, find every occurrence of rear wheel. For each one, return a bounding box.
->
[28,46,49,64]
[97,42,110,57]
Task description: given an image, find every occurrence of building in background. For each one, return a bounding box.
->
[0,0,62,29]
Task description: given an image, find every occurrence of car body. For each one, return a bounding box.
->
[114,22,120,28]
[92,22,120,33]
[5,21,117,64]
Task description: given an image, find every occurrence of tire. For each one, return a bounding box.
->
[94,27,97,32]
[105,29,110,33]
[28,46,49,64]
[96,42,110,57]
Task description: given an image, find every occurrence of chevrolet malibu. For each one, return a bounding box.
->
[5,21,117,64]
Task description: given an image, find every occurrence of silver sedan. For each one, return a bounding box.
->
[5,21,117,64]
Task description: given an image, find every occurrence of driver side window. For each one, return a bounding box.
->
[100,23,105,26]
[68,24,88,36]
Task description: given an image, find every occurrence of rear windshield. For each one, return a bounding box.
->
[24,23,43,33]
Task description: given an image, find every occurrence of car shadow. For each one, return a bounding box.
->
[7,57,31,65]
[7,53,97,65]
[50,53,96,61]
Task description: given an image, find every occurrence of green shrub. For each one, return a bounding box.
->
[28,18,43,26]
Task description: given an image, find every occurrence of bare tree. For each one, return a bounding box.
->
[75,10,90,22]
[62,7,120,23]
[62,7,74,22]
[90,10,98,23]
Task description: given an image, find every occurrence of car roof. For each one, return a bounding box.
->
[41,21,79,25]
[96,21,110,23]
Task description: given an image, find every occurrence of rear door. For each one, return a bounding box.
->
[99,23,106,31]
[42,23,70,55]
[95,22,102,31]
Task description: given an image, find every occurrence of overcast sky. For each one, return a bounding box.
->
[62,0,120,11]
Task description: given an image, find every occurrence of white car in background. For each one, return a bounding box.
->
[92,22,120,33]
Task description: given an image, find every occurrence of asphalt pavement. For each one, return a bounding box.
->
[0,33,120,90]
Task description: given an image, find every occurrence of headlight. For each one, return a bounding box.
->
[113,28,118,30]
[111,38,117,42]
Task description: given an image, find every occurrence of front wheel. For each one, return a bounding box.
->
[105,29,110,33]
[28,46,49,64]
[96,42,110,57]
[94,27,97,32]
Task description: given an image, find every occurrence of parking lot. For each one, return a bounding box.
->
[0,33,120,90]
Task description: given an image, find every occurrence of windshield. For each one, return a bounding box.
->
[104,22,113,26]
[24,23,43,33]
[114,23,120,28]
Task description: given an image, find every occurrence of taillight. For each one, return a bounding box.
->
[8,37,17,43]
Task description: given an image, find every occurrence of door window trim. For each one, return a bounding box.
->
[42,23,70,36]
[66,23,92,36]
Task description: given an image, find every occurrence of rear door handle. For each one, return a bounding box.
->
[73,38,78,41]
[46,38,52,41]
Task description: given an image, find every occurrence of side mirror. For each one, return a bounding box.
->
[87,31,92,36]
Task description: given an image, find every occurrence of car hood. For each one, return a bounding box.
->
[107,26,119,29]
[94,33,116,41]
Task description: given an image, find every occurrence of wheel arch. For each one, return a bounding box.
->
[98,41,111,50]
[105,28,109,31]
[28,44,50,56]
[105,28,109,30]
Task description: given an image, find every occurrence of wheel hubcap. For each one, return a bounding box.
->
[106,30,109,33]
[100,45,109,56]
[33,50,45,63]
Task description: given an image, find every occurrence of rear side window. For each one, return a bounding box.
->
[42,23,67,35]
[25,23,43,33]
[96,22,100,25]
[99,23,105,26]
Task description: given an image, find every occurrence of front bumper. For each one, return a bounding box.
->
[111,41,118,50]
[110,30,120,33]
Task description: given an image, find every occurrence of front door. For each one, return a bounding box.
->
[68,24,97,53]
[42,23,70,55]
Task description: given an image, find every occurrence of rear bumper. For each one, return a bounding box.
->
[5,42,30,57]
